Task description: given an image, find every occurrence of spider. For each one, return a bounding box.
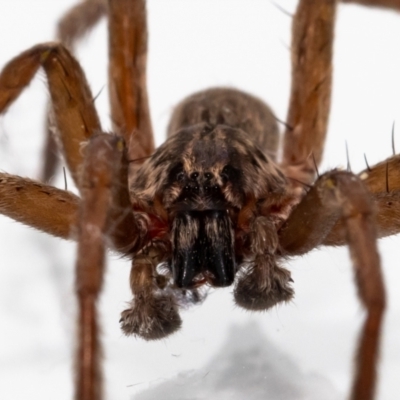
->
[0,0,400,400]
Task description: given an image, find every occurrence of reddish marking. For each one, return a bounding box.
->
[237,196,256,232]
[203,270,217,286]
[191,277,208,288]
[180,273,212,289]
[147,213,168,240]
[269,204,282,214]
[131,203,169,240]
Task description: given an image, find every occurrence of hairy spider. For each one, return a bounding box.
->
[0,0,400,400]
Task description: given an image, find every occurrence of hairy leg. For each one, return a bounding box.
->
[75,133,126,400]
[281,0,336,189]
[108,0,154,164]
[324,155,400,245]
[342,0,400,9]
[278,170,386,400]
[0,42,138,252]
[0,43,101,187]
[41,0,108,182]
[0,173,79,238]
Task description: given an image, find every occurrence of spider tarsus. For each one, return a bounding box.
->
[120,292,182,340]
[234,256,294,311]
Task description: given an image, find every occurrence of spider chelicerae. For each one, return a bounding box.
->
[0,0,400,400]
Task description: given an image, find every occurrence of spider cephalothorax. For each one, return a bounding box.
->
[120,88,296,339]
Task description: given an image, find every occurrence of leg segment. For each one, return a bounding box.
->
[278,171,386,400]
[120,244,182,340]
[325,155,400,245]
[0,43,140,254]
[281,0,336,188]
[104,137,143,254]
[0,43,101,188]
[342,0,400,10]
[41,0,108,181]
[75,133,126,400]
[0,173,79,239]
[57,0,108,52]
[108,0,154,162]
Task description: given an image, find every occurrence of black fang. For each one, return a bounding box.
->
[172,210,235,288]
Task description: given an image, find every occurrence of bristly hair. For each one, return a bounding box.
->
[130,123,289,214]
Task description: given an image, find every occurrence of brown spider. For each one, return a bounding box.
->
[2,0,400,398]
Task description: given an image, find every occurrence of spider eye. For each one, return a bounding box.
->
[221,164,240,183]
[221,165,231,177]
[168,162,185,183]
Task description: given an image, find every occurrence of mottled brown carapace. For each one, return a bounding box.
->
[121,88,296,339]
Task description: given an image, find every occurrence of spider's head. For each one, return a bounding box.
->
[130,123,287,289]
[164,129,244,211]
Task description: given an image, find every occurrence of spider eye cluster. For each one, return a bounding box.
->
[179,171,221,200]
[184,170,218,190]
[165,160,243,211]
[169,163,239,185]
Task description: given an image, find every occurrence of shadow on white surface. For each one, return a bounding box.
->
[135,322,340,400]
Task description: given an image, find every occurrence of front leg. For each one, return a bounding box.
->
[279,170,386,400]
[0,43,101,188]
[75,133,129,400]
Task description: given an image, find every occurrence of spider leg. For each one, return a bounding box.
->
[279,170,385,400]
[0,43,101,187]
[41,0,108,182]
[283,0,399,190]
[360,154,400,194]
[104,136,143,253]
[342,0,400,10]
[75,133,125,400]
[108,0,154,163]
[324,155,400,245]
[281,0,336,188]
[0,173,79,239]
[0,43,140,253]
[56,0,108,52]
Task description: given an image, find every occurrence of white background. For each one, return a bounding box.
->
[1,1,400,399]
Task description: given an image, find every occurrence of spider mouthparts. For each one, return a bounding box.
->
[171,210,235,288]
